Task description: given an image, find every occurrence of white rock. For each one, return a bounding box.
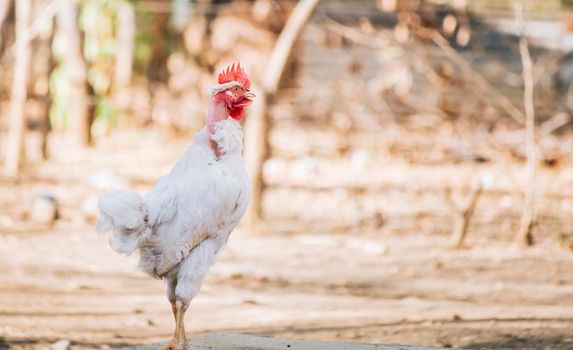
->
[31,193,58,225]
[52,339,71,350]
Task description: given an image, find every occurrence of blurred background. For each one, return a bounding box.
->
[1,0,573,349]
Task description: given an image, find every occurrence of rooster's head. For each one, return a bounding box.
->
[208,62,255,120]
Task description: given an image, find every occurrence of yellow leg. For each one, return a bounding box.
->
[170,301,177,322]
[162,301,188,350]
[174,301,188,349]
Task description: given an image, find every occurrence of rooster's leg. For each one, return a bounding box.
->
[166,278,177,322]
[170,301,177,321]
[173,300,189,350]
[162,300,188,350]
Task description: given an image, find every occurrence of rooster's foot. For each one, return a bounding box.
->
[161,338,188,350]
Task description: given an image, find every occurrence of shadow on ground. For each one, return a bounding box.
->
[462,334,573,350]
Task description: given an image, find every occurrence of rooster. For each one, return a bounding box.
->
[96,63,254,350]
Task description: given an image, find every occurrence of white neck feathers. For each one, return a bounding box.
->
[209,119,244,157]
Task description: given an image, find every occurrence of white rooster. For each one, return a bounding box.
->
[96,63,254,350]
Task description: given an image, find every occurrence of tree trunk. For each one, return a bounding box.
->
[147,0,170,82]
[28,13,55,162]
[114,1,135,115]
[0,0,13,54]
[244,0,321,232]
[243,90,269,232]
[115,2,134,88]
[4,0,31,177]
[56,0,93,147]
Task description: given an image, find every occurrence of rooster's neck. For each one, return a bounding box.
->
[206,94,228,135]
[206,94,229,158]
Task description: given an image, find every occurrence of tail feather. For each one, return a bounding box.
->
[97,190,149,255]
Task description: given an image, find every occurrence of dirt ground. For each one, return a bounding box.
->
[1,129,573,350]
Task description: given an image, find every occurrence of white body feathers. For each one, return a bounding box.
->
[97,119,251,285]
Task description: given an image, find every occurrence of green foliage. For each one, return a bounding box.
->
[134,23,154,66]
[49,66,71,130]
[94,97,118,126]
[49,0,176,130]
[51,0,126,129]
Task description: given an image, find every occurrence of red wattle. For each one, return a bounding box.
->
[228,107,245,120]
[226,96,252,120]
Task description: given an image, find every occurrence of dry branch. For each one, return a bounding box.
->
[319,18,443,88]
[445,180,482,248]
[321,16,524,125]
[5,1,64,57]
[318,17,539,174]
[414,26,525,125]
[514,0,536,246]
[244,0,320,232]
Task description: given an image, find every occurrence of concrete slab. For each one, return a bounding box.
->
[125,333,455,350]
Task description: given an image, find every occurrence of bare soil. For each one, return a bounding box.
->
[1,129,573,350]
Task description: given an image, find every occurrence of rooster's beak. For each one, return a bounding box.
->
[244,91,256,99]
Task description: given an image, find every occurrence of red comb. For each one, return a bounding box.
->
[217,62,251,89]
